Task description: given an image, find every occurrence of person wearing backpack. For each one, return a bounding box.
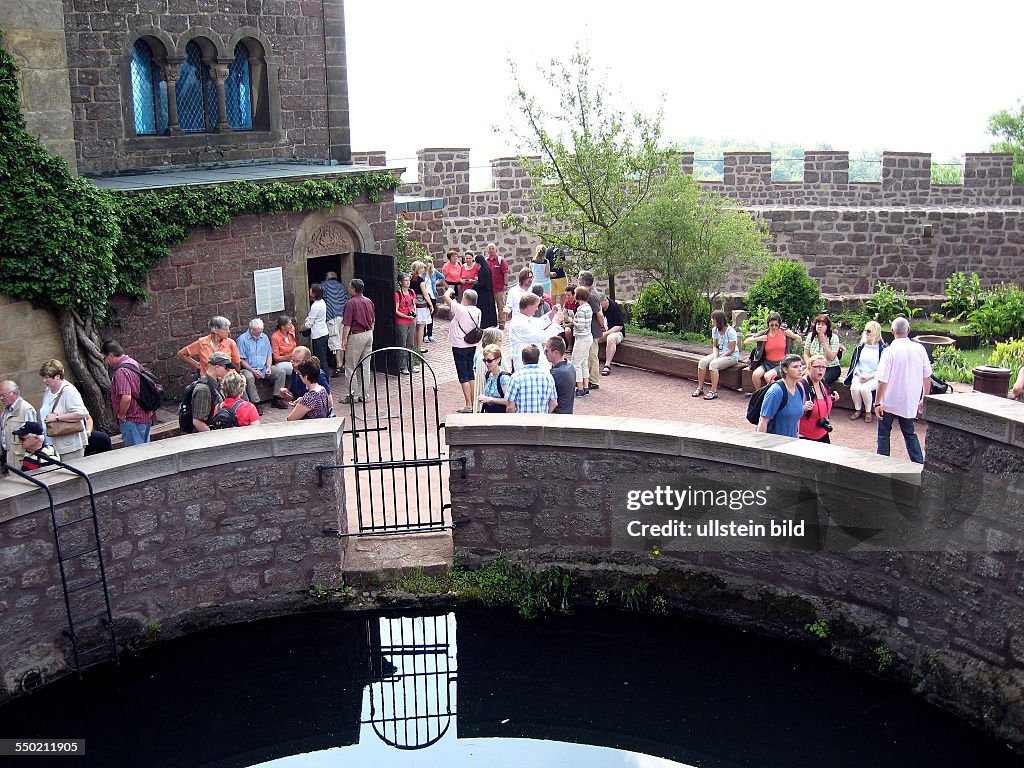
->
[211,372,261,428]
[102,340,159,446]
[755,354,808,437]
[476,344,513,413]
[182,351,231,433]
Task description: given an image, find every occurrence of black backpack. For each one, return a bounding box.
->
[746,381,790,426]
[116,362,164,412]
[178,380,200,433]
[930,374,952,395]
[208,400,244,430]
[178,379,222,433]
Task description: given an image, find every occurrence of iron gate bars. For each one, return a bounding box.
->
[317,347,465,535]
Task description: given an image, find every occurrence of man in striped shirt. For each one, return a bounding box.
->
[505,345,558,414]
[322,271,348,376]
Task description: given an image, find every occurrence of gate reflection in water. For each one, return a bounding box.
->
[362,613,457,749]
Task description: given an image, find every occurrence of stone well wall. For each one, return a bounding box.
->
[445,395,1024,746]
[399,148,1024,300]
[0,419,347,699]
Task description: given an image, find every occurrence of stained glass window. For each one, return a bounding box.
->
[176,41,217,133]
[226,42,253,131]
[130,40,167,135]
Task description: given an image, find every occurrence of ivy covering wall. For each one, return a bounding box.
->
[0,36,400,326]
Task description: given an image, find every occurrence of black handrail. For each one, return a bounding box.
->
[6,456,119,675]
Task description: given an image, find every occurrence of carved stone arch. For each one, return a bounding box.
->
[290,205,379,321]
[227,27,273,58]
[179,28,228,60]
[125,26,175,60]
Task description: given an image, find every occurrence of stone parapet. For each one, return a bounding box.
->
[0,420,347,697]
[445,400,1024,746]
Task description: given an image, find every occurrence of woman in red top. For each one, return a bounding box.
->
[745,311,804,389]
[394,273,417,375]
[217,372,261,426]
[799,354,839,443]
[460,251,480,294]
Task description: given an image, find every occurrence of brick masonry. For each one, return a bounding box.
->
[101,190,396,398]
[0,420,346,698]
[445,397,1024,746]
[398,148,1024,299]
[60,0,352,175]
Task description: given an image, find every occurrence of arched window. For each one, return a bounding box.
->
[226,42,253,131]
[130,40,168,135]
[176,41,218,133]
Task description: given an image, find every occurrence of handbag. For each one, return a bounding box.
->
[747,342,765,371]
[46,388,84,436]
[458,313,483,345]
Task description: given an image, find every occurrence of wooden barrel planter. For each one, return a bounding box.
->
[973,366,1012,397]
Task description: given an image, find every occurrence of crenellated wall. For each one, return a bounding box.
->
[396,148,1024,298]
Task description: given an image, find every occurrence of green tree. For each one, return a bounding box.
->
[931,158,963,185]
[610,171,773,334]
[502,47,672,299]
[987,100,1024,184]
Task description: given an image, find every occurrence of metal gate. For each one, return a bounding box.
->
[318,346,465,536]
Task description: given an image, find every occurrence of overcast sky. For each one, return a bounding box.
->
[345,0,1024,188]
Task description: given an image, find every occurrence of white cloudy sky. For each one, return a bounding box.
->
[345,0,1024,187]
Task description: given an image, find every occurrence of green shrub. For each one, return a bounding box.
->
[745,259,821,328]
[967,285,1024,343]
[942,272,984,320]
[861,282,922,325]
[988,338,1024,373]
[931,346,974,384]
[632,281,710,335]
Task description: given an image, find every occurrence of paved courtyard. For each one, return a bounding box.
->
[243,314,926,463]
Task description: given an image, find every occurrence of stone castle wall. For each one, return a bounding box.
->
[103,191,395,398]
[395,148,1024,299]
[0,0,78,172]
[59,0,351,175]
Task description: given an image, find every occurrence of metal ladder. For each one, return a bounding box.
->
[7,458,119,675]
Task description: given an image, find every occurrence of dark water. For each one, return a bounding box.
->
[2,607,1021,768]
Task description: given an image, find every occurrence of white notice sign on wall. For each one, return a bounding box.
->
[254,267,285,315]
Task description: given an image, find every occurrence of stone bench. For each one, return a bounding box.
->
[598,338,753,392]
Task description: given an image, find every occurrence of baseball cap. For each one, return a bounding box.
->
[14,421,44,437]
[207,352,236,369]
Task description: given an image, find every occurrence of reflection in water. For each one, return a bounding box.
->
[259,613,695,768]
[1,608,1020,768]
[362,613,457,749]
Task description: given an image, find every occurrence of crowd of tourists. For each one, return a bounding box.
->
[691,308,938,463]
[5,239,1022,474]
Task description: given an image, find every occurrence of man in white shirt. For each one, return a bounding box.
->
[508,293,563,372]
[503,268,534,321]
[874,317,932,464]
